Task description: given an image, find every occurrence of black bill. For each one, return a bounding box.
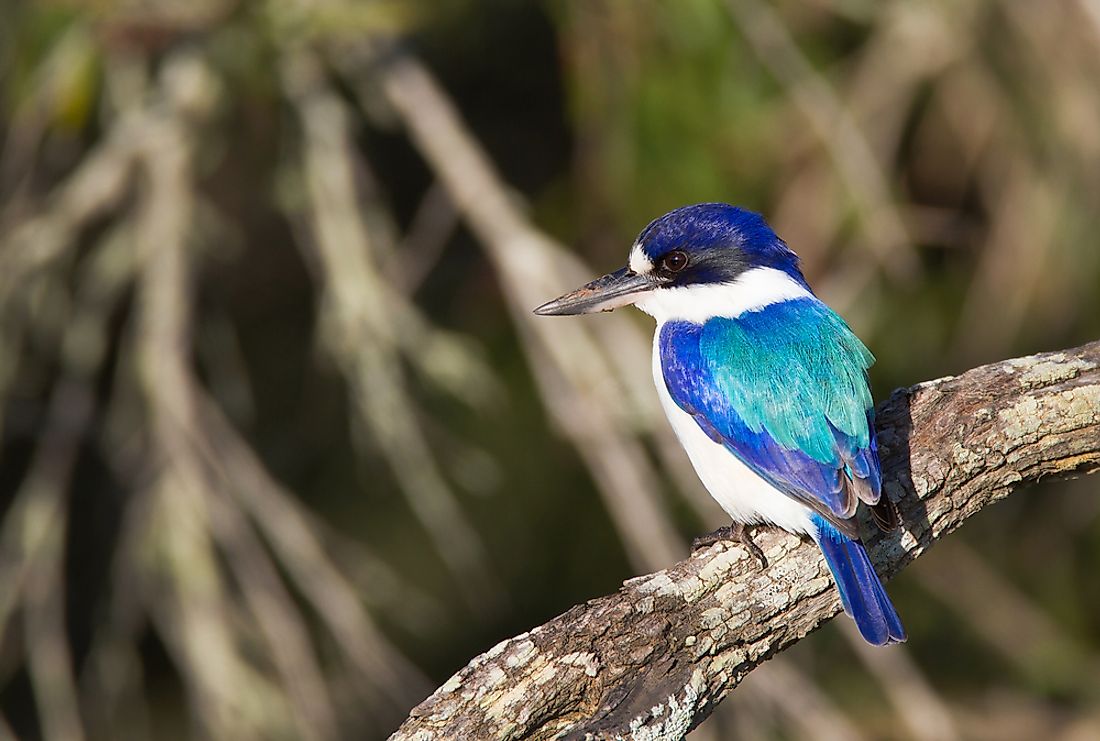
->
[533,267,654,315]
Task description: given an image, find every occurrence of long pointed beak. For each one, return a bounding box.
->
[533,267,654,316]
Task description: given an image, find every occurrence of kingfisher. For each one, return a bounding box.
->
[534,203,904,645]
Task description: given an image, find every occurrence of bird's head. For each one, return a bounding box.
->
[534,203,810,322]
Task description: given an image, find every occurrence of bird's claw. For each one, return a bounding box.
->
[691,525,735,551]
[735,524,769,570]
[691,523,768,569]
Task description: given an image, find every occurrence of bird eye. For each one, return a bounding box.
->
[660,250,689,274]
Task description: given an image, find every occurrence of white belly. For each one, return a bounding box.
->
[651,331,815,536]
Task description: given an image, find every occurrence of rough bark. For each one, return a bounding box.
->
[391,341,1100,741]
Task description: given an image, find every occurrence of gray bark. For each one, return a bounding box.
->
[391,341,1100,741]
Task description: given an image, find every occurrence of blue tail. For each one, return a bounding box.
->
[811,515,906,645]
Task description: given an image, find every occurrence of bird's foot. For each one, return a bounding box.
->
[691,523,769,569]
[691,525,735,552]
[731,523,769,569]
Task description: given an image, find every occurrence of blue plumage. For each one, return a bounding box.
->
[812,515,906,645]
[635,203,808,285]
[659,299,879,525]
[659,296,902,641]
[533,202,906,646]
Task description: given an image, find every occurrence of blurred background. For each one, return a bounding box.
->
[2,0,1100,739]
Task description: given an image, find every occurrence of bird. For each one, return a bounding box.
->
[533,203,905,645]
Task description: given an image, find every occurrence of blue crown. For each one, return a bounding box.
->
[636,203,803,283]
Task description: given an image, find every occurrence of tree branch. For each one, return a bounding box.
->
[391,341,1100,741]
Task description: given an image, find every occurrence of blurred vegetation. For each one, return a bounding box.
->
[2,0,1100,739]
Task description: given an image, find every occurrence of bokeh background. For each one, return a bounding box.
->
[3,1,1100,739]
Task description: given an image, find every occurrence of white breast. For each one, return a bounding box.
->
[650,328,816,537]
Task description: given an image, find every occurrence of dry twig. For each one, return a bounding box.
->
[339,46,689,572]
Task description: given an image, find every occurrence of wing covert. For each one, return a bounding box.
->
[659,298,881,533]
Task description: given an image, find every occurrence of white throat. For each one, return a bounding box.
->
[633,266,813,324]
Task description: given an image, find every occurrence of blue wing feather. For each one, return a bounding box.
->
[661,299,905,643]
[659,298,881,532]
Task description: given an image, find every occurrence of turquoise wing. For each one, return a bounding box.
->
[660,297,882,533]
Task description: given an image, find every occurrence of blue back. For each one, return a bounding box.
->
[660,297,882,533]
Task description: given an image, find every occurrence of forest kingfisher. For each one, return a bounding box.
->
[534,203,905,645]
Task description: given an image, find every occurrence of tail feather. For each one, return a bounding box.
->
[811,515,906,645]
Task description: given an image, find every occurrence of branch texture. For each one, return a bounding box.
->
[392,341,1100,741]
